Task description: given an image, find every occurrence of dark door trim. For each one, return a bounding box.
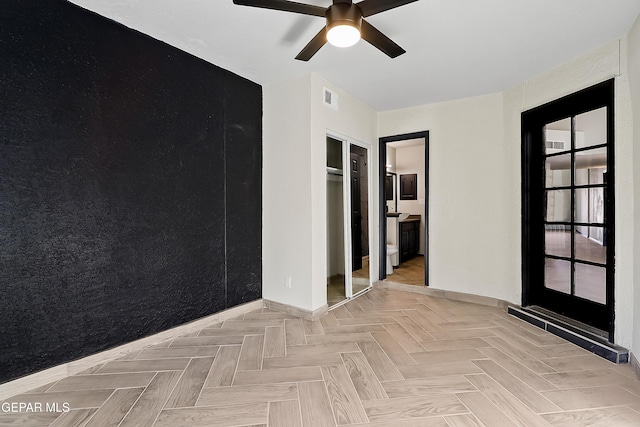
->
[521,79,615,340]
[379,131,430,285]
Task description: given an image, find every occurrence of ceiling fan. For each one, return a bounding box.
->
[233,0,419,61]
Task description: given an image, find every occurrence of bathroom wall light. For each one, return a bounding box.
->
[326,3,362,48]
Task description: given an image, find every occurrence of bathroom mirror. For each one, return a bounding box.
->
[385,172,397,212]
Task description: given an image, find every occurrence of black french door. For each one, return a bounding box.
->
[522,80,615,339]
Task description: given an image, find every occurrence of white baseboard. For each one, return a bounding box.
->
[0,299,263,400]
[375,281,509,310]
[631,352,640,380]
[264,299,328,320]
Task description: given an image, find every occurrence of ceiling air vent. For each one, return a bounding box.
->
[545,140,565,150]
[323,87,339,111]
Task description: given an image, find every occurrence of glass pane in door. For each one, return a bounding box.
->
[543,117,572,154]
[545,258,571,295]
[545,224,570,258]
[575,263,606,304]
[545,189,571,222]
[574,188,589,224]
[575,107,607,149]
[545,154,572,188]
[575,147,606,170]
[575,226,605,264]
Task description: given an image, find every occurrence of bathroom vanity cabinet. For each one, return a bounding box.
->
[399,218,420,263]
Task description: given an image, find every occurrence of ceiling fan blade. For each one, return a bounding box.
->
[333,0,353,4]
[360,19,405,58]
[356,0,418,17]
[295,27,327,61]
[233,0,326,17]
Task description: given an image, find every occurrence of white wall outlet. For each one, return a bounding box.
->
[284,276,292,289]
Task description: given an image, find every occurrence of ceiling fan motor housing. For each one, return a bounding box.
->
[326,3,362,33]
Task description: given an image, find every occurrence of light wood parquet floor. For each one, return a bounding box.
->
[327,257,371,307]
[2,288,640,427]
[386,256,425,286]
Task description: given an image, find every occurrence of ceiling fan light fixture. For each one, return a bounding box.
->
[327,24,360,47]
[325,3,362,48]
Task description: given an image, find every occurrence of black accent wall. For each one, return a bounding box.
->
[0,0,262,384]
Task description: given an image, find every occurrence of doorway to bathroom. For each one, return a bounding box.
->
[326,133,373,307]
[379,131,429,286]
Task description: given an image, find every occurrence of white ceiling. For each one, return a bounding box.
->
[388,138,424,148]
[70,0,640,111]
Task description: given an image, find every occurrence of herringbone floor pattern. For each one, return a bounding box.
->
[2,288,640,426]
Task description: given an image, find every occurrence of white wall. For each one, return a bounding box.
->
[310,73,378,311]
[378,39,636,348]
[264,30,639,351]
[627,13,640,362]
[263,73,377,312]
[395,144,427,255]
[378,93,514,302]
[263,74,314,310]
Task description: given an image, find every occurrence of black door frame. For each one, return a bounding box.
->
[521,79,615,340]
[379,131,429,285]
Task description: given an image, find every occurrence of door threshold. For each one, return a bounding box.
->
[524,306,609,340]
[327,286,372,311]
[508,306,628,364]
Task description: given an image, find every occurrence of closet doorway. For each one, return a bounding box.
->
[326,134,373,307]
